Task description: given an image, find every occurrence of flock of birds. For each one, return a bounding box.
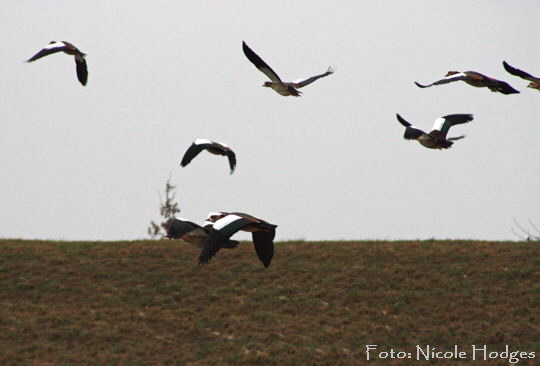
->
[25,40,539,267]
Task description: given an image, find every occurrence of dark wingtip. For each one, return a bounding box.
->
[395,113,410,127]
[502,61,522,80]
[414,81,427,88]
[242,41,252,56]
[502,60,513,73]
[503,87,520,94]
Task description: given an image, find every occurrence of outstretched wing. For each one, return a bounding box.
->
[415,73,467,88]
[495,80,520,95]
[447,135,466,141]
[199,229,227,264]
[242,41,282,83]
[166,219,203,239]
[26,41,67,62]
[75,57,88,86]
[396,114,425,140]
[503,61,539,82]
[431,114,473,137]
[396,113,412,128]
[290,66,334,88]
[199,214,251,265]
[226,150,236,174]
[180,139,214,167]
[252,230,275,268]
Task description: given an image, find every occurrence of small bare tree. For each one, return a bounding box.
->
[511,218,540,241]
[148,174,181,238]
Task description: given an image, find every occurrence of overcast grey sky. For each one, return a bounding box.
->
[1,1,538,242]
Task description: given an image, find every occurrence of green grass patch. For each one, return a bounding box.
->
[0,239,538,365]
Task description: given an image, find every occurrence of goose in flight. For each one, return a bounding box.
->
[242,41,333,97]
[199,212,277,267]
[165,217,239,249]
[396,113,473,149]
[503,61,540,91]
[415,71,519,94]
[26,41,88,86]
[180,139,236,174]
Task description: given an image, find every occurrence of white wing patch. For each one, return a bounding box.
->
[44,41,66,50]
[213,214,243,230]
[444,72,466,79]
[194,138,212,145]
[431,117,446,131]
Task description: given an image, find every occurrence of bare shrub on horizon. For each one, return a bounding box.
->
[148,174,181,238]
[511,218,540,241]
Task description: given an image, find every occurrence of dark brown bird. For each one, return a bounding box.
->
[415,71,519,94]
[26,41,88,86]
[242,41,333,97]
[180,139,236,174]
[503,61,540,91]
[199,212,277,267]
[396,113,473,149]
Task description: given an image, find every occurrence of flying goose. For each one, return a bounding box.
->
[415,71,519,94]
[242,41,333,97]
[180,139,236,174]
[199,212,277,267]
[26,41,88,86]
[503,61,540,91]
[165,217,239,249]
[396,113,473,149]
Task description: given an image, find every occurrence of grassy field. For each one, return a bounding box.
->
[0,239,539,365]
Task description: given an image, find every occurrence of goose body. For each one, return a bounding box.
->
[415,70,519,94]
[165,218,238,249]
[503,61,540,91]
[199,212,277,267]
[242,41,333,97]
[26,41,88,86]
[180,139,236,174]
[396,113,473,149]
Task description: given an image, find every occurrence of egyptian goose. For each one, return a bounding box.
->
[396,113,473,149]
[415,71,519,94]
[503,61,540,91]
[242,41,333,97]
[165,217,238,249]
[199,212,277,267]
[180,139,236,174]
[26,41,88,86]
